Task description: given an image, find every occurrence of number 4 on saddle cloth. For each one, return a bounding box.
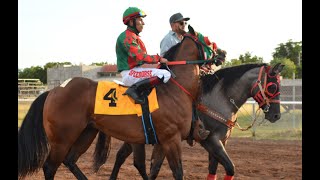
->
[94,80,159,144]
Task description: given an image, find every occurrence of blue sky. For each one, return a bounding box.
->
[18,0,302,69]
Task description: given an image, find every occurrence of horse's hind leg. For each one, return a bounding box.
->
[43,160,58,180]
[110,142,133,180]
[132,144,148,180]
[43,115,89,179]
[161,136,184,180]
[42,141,77,180]
[149,144,165,180]
[63,123,99,180]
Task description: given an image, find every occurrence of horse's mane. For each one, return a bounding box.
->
[163,42,182,61]
[201,63,268,94]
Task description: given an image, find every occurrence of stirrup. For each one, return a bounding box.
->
[198,129,210,140]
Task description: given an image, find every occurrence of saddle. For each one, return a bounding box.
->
[94,80,159,144]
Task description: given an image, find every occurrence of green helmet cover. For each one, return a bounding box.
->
[123,7,146,25]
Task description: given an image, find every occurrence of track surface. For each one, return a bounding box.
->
[23,137,302,180]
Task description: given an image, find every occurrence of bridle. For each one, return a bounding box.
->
[250,65,281,113]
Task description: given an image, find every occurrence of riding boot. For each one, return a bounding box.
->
[123,76,164,104]
[193,118,210,142]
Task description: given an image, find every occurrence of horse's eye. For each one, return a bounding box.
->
[266,83,277,96]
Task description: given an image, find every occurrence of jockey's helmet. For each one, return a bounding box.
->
[123,7,147,25]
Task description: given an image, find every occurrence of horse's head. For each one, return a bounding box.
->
[161,24,211,100]
[251,63,285,122]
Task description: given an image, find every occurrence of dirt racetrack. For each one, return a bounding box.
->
[23,137,302,180]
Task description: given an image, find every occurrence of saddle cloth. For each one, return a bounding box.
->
[94,81,159,116]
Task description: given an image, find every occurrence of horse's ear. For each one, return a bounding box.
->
[188,25,196,35]
[270,63,285,75]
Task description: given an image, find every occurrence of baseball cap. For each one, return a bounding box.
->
[169,13,190,24]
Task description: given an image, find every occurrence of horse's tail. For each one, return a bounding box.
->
[93,130,111,172]
[18,91,50,179]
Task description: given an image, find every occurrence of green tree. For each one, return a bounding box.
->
[239,52,263,64]
[18,62,73,84]
[270,58,296,79]
[272,39,302,78]
[43,62,72,69]
[18,66,46,83]
[224,52,263,67]
[90,62,106,66]
[224,58,241,67]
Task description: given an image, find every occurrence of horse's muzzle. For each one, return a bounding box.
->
[265,113,281,123]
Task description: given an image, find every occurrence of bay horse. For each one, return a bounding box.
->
[97,62,284,180]
[18,25,211,180]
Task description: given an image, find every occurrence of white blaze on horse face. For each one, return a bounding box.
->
[60,78,73,88]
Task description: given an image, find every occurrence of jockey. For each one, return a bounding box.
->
[116,7,171,104]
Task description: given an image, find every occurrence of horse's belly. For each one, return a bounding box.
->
[93,115,146,144]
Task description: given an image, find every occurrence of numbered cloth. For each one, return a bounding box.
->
[94,81,159,116]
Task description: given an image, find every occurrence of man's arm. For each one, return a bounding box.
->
[124,37,160,64]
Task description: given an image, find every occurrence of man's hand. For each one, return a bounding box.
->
[215,49,227,65]
[160,57,168,64]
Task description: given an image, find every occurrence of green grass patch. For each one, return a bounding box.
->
[230,108,302,140]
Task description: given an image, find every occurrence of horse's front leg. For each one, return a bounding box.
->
[161,134,184,180]
[149,144,165,180]
[201,136,235,180]
[207,153,219,180]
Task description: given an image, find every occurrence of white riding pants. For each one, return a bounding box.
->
[120,67,171,86]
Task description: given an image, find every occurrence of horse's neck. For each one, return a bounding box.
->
[159,64,200,102]
[201,68,259,119]
[169,39,201,100]
[200,82,237,120]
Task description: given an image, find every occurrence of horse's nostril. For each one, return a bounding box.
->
[274,114,281,120]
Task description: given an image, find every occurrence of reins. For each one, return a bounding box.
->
[169,78,196,101]
[166,59,215,65]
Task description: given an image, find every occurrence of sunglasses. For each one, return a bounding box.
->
[177,21,187,26]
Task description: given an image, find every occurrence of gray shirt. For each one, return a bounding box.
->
[160,30,181,57]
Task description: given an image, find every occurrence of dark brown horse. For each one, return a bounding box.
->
[18,25,210,180]
[96,63,284,180]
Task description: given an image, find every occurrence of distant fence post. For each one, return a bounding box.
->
[292,73,296,129]
[251,103,256,138]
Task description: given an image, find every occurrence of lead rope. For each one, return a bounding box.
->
[230,98,262,131]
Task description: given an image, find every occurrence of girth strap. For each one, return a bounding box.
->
[140,96,158,144]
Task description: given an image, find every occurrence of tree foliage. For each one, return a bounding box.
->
[239,52,263,64]
[224,52,263,67]
[270,58,296,79]
[271,39,302,78]
[18,66,46,83]
[90,62,107,66]
[18,62,72,84]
